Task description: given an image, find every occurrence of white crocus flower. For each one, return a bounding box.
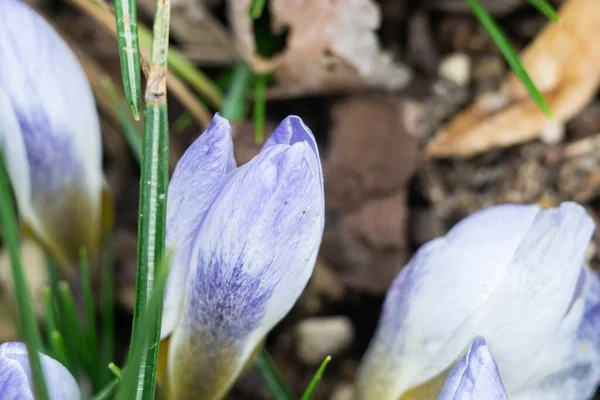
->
[356,202,600,400]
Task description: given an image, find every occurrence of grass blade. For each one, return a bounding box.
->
[49,331,70,372]
[254,74,268,144]
[300,356,331,400]
[527,0,560,22]
[79,247,99,372]
[128,0,170,397]
[221,63,252,121]
[114,0,142,119]
[93,378,120,400]
[0,157,49,400]
[465,0,553,117]
[250,0,266,19]
[118,254,170,400]
[254,348,295,400]
[101,76,143,163]
[58,281,102,390]
[101,241,116,383]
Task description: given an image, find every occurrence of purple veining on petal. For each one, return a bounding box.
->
[438,336,508,400]
[0,342,80,400]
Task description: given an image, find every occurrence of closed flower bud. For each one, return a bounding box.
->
[160,114,325,400]
[0,0,103,267]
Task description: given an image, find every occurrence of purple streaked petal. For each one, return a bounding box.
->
[162,114,234,338]
[356,204,541,399]
[167,137,324,399]
[438,337,508,400]
[0,342,80,400]
[0,0,102,264]
[0,356,33,400]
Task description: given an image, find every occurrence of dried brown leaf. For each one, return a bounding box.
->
[426,0,600,158]
[228,0,412,97]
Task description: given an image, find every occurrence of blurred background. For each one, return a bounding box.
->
[3,0,599,398]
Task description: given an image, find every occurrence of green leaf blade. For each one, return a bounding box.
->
[465,0,553,118]
[0,158,49,400]
[254,348,295,400]
[527,0,560,22]
[114,0,142,119]
[300,356,331,400]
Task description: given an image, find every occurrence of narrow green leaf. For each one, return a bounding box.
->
[100,242,115,384]
[58,281,102,390]
[114,0,142,119]
[254,348,295,400]
[42,287,58,349]
[93,378,120,400]
[250,0,266,19]
[109,362,123,379]
[300,356,331,400]
[49,331,70,373]
[118,253,170,400]
[466,0,553,118]
[527,0,560,22]
[254,74,268,144]
[221,63,253,121]
[79,247,99,371]
[101,76,143,164]
[0,157,49,400]
[128,0,171,397]
[173,111,194,134]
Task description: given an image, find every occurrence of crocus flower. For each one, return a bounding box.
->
[160,114,324,400]
[0,0,103,267]
[0,342,80,400]
[438,336,508,400]
[355,202,600,399]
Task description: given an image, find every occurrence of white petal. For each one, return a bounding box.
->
[356,204,541,399]
[478,202,594,389]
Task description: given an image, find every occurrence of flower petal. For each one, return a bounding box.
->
[438,337,508,400]
[356,204,541,399]
[0,356,34,400]
[262,115,323,191]
[0,342,80,400]
[511,269,600,400]
[167,136,324,399]
[161,114,234,338]
[477,202,594,388]
[0,0,102,265]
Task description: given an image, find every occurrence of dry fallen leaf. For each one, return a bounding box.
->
[426,0,600,158]
[228,0,412,97]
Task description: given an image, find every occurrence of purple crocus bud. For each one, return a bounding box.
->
[356,202,600,399]
[0,0,103,267]
[160,114,324,400]
[0,342,80,400]
[438,337,508,400]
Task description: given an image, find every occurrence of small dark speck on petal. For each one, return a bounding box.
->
[284,201,288,204]
[303,210,306,214]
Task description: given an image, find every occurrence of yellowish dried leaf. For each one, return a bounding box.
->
[426,0,600,158]
[228,0,411,96]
